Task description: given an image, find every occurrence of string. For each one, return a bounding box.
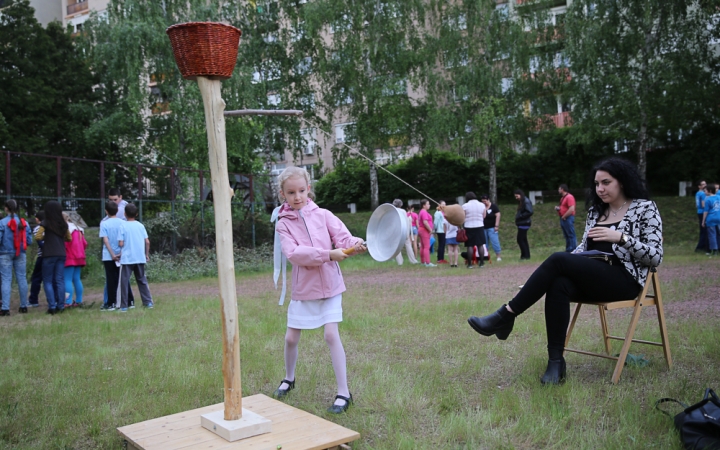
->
[299,117,440,206]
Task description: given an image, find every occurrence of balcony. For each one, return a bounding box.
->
[551,111,572,128]
[67,1,89,15]
[151,102,171,115]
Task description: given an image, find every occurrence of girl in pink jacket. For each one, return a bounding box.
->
[63,213,88,307]
[272,166,365,414]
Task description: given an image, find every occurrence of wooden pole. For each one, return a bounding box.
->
[197,76,242,421]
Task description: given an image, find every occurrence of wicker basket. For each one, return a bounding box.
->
[166,22,242,81]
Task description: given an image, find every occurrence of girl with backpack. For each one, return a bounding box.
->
[63,213,88,308]
[0,200,33,315]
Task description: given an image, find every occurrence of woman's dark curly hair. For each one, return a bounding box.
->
[42,200,68,238]
[588,157,649,215]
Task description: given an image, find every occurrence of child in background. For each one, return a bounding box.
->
[0,199,33,315]
[444,217,460,268]
[118,203,153,311]
[99,201,124,311]
[702,183,720,256]
[28,211,45,308]
[271,166,365,414]
[63,213,88,308]
[35,200,71,315]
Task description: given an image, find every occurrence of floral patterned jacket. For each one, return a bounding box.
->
[573,199,663,287]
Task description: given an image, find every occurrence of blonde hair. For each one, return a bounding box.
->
[277,166,314,201]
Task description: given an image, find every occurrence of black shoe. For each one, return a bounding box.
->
[540,358,567,385]
[272,379,295,399]
[0,310,9,316]
[47,308,56,315]
[19,307,28,314]
[327,394,352,414]
[467,305,515,340]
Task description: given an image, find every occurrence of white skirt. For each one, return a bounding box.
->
[287,293,343,329]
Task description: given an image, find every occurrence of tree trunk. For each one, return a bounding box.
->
[488,144,497,203]
[369,162,379,210]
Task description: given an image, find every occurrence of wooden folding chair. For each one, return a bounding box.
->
[564,269,672,384]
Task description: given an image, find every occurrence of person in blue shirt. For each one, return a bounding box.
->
[695,180,708,252]
[0,200,33,315]
[118,203,153,311]
[99,201,125,311]
[702,183,720,256]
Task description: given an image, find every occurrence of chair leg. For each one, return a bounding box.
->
[652,274,673,369]
[564,303,583,355]
[612,301,644,384]
[598,306,612,355]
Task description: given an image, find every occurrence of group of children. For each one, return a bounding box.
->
[99,198,154,312]
[0,191,153,315]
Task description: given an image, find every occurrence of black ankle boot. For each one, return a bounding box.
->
[540,358,566,385]
[467,305,515,340]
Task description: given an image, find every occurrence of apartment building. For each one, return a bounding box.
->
[264,0,573,179]
[62,0,108,33]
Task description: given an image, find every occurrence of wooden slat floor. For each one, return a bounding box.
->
[118,394,360,450]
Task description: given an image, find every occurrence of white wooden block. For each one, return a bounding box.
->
[200,408,271,442]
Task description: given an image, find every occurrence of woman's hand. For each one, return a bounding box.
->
[587,226,623,243]
[330,248,349,261]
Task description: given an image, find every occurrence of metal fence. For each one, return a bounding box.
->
[1,151,275,253]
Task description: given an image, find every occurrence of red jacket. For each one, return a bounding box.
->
[65,225,88,267]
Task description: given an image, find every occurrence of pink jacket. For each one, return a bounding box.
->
[275,200,360,301]
[65,225,88,267]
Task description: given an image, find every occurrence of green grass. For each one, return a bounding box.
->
[0,196,716,449]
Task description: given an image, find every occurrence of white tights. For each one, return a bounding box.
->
[282,323,349,405]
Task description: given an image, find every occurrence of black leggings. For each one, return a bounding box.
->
[507,252,641,358]
[516,227,530,259]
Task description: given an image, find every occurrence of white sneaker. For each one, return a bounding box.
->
[425,263,437,267]
[496,257,502,262]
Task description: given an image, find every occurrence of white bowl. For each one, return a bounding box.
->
[366,203,408,262]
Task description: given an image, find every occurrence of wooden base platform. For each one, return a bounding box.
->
[118,394,360,450]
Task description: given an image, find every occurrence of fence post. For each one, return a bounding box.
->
[5,152,10,199]
[56,157,62,202]
[100,162,105,222]
[137,164,143,222]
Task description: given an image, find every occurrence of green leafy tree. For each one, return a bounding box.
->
[0,0,97,203]
[422,0,543,202]
[565,0,720,178]
[303,0,430,209]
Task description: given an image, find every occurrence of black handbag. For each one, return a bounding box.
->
[656,388,720,450]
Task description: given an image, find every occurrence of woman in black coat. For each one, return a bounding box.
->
[514,189,533,260]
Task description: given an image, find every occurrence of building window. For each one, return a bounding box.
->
[301,128,316,155]
[301,164,315,179]
[299,93,315,110]
[336,87,353,106]
[295,56,312,75]
[501,78,513,94]
[267,93,281,106]
[335,122,356,143]
[330,13,352,33]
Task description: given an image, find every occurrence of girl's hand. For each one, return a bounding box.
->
[330,248,349,261]
[587,226,622,243]
[353,241,367,254]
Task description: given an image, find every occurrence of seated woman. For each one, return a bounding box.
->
[467,157,663,384]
